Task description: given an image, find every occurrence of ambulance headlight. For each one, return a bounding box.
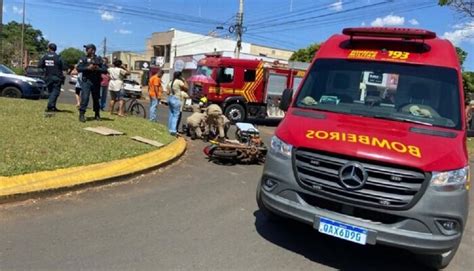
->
[430,166,470,192]
[270,136,293,159]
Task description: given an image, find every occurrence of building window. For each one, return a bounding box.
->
[154,44,171,63]
[154,45,165,56]
[165,44,171,63]
[244,69,256,82]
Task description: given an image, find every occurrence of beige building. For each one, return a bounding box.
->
[250,44,293,61]
[145,29,294,83]
[111,51,147,71]
[111,51,148,83]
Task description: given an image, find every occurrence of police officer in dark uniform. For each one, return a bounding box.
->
[39,43,64,112]
[77,44,107,122]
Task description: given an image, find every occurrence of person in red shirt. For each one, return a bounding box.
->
[148,69,164,122]
[100,57,110,111]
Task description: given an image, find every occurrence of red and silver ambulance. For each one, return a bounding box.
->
[257,27,470,269]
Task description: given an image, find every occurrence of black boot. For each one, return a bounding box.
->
[94,112,101,121]
[79,113,86,123]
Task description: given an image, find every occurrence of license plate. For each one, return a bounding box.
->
[318,217,368,245]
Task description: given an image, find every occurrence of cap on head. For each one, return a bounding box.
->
[48,43,57,52]
[83,44,96,51]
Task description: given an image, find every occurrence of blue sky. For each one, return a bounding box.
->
[2,0,474,70]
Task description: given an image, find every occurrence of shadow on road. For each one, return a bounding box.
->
[253,210,431,271]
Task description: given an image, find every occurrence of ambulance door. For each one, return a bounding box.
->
[264,72,288,118]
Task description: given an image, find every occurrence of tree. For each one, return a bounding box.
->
[463,72,474,94]
[60,48,85,69]
[456,46,468,67]
[289,43,321,62]
[439,0,474,18]
[0,21,49,67]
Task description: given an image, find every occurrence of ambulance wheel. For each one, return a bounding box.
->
[225,103,246,123]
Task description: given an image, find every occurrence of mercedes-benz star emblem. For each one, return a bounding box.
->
[338,162,368,190]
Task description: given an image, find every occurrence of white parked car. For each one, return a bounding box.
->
[122,79,142,98]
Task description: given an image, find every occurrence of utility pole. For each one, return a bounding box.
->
[20,0,25,67]
[235,0,244,58]
[0,0,3,63]
[103,37,107,57]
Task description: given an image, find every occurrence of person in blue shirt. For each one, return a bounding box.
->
[76,44,107,122]
[39,43,64,112]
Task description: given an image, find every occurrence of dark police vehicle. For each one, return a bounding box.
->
[0,64,47,99]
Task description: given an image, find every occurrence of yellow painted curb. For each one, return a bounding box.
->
[0,138,186,199]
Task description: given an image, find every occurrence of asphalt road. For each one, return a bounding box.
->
[0,83,472,270]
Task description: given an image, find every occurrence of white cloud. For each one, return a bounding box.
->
[100,11,114,21]
[329,0,343,12]
[442,21,474,45]
[361,22,366,26]
[122,21,132,25]
[371,15,405,27]
[116,29,132,35]
[409,19,419,26]
[12,5,23,15]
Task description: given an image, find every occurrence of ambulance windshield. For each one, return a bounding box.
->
[296,59,461,130]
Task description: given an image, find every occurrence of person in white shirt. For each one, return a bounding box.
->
[166,71,189,136]
[108,59,129,116]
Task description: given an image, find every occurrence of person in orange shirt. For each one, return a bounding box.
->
[148,70,164,122]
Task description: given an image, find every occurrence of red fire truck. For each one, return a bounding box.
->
[188,55,306,122]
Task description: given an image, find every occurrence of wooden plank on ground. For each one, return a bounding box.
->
[131,136,164,147]
[84,126,125,136]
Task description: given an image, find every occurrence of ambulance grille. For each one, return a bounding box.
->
[294,149,428,210]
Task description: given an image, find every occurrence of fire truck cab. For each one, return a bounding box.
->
[189,55,305,122]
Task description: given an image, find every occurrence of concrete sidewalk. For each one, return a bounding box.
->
[0,138,186,202]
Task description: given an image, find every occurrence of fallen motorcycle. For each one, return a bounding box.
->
[203,123,267,164]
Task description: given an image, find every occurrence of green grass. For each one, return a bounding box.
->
[0,98,174,176]
[467,139,474,156]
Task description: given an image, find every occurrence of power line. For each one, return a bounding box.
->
[247,1,436,35]
[69,0,223,26]
[248,0,392,32]
[246,0,345,27]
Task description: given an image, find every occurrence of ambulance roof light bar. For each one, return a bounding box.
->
[343,27,436,40]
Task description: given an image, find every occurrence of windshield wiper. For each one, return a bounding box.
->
[372,114,433,126]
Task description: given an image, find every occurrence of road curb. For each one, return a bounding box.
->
[0,137,186,202]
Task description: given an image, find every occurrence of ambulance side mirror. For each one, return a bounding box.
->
[279,88,293,111]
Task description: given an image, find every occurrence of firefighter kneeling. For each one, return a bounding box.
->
[206,104,230,141]
[186,105,207,140]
